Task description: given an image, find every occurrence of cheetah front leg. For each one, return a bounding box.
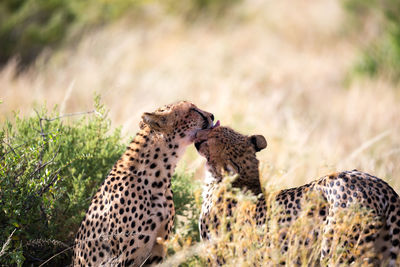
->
[143,189,175,266]
[321,214,336,265]
[142,213,174,266]
[320,206,352,266]
[142,242,166,266]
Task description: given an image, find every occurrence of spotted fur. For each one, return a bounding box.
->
[72,101,214,266]
[195,126,400,266]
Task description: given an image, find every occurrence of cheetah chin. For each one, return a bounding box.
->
[194,120,220,149]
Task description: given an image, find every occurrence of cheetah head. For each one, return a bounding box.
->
[195,126,267,193]
[140,101,215,144]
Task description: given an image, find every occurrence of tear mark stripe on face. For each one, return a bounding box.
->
[190,108,209,129]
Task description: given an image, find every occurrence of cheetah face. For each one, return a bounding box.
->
[140,101,215,143]
[194,126,267,182]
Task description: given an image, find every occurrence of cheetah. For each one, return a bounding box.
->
[72,101,215,266]
[194,124,267,242]
[194,126,400,266]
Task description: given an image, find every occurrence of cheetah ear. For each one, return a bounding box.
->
[249,135,267,152]
[140,112,169,131]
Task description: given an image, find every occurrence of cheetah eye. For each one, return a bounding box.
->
[189,108,203,117]
[223,165,235,174]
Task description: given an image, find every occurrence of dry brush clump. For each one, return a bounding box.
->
[163,176,396,266]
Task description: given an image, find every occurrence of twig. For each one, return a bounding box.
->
[342,130,391,164]
[40,110,100,122]
[30,146,60,180]
[24,166,62,212]
[34,109,99,163]
[0,229,16,258]
[1,140,17,156]
[39,204,48,229]
[0,140,29,161]
[37,168,62,197]
[38,245,74,267]
[34,110,46,166]
[60,80,75,114]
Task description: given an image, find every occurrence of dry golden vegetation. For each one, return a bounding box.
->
[163,178,391,266]
[1,0,400,265]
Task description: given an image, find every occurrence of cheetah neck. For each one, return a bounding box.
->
[204,167,263,196]
[113,127,188,190]
[232,176,263,196]
[202,170,218,201]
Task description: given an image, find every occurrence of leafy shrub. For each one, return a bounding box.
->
[0,0,144,69]
[171,172,202,243]
[0,97,124,266]
[0,0,74,68]
[164,0,241,20]
[0,97,206,266]
[169,171,202,265]
[343,0,400,81]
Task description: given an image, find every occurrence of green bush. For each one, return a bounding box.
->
[164,0,241,20]
[0,97,124,266]
[0,0,73,67]
[0,97,203,266]
[343,0,400,81]
[0,0,142,69]
[171,172,201,242]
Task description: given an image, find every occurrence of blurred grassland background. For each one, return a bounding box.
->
[1,0,400,265]
[2,0,400,187]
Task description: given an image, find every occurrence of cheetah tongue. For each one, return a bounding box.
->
[211,120,220,129]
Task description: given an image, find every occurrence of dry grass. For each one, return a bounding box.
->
[164,178,392,266]
[1,0,400,264]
